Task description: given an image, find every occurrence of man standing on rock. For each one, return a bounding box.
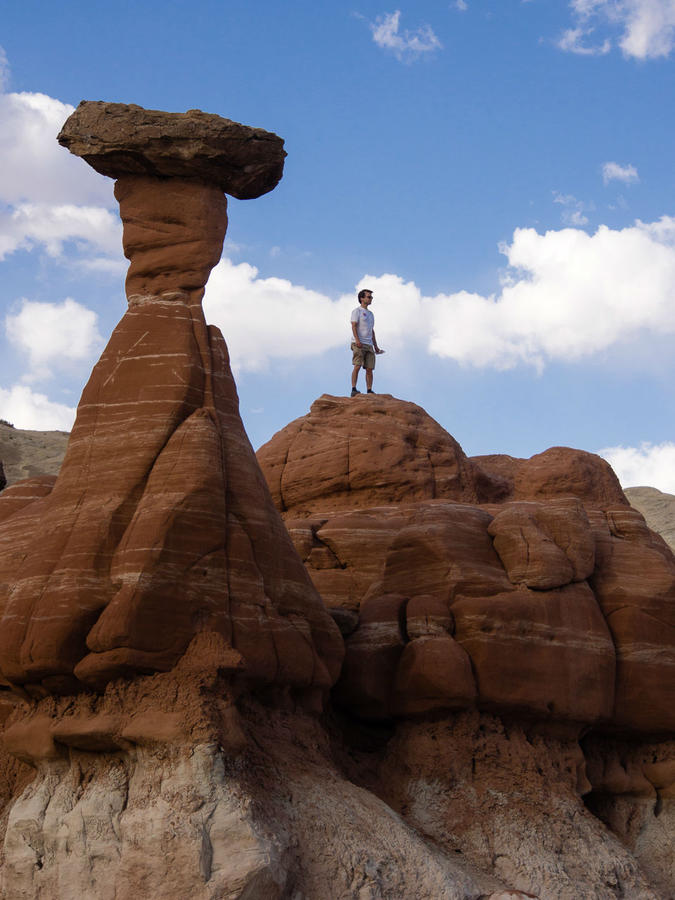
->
[350,288,384,396]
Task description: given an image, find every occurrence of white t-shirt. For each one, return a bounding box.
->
[351,306,374,346]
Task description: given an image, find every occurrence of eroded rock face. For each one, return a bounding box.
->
[258,394,675,736]
[259,393,509,515]
[0,658,508,900]
[378,712,661,900]
[0,105,342,700]
[474,446,630,508]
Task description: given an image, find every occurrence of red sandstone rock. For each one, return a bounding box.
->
[473,446,629,509]
[0,476,55,524]
[257,393,508,514]
[487,499,595,590]
[590,508,675,733]
[333,593,407,719]
[258,394,675,736]
[452,582,615,723]
[0,106,342,699]
[115,175,229,300]
[405,594,454,639]
[391,635,476,716]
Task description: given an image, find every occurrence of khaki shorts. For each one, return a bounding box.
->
[351,342,376,369]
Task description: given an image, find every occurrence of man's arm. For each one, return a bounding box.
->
[351,321,362,347]
[372,330,384,354]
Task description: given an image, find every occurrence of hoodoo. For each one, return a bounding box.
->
[0,102,341,697]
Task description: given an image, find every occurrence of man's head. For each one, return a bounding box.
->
[358,288,374,307]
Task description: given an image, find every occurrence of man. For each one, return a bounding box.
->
[350,288,384,397]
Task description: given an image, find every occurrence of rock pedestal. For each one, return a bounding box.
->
[0,103,342,700]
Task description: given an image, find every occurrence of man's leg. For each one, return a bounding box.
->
[365,367,373,391]
[351,364,362,389]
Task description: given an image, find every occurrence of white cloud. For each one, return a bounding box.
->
[0,384,76,431]
[5,298,103,381]
[370,10,442,61]
[619,0,675,58]
[0,91,112,207]
[0,202,122,262]
[203,258,355,372]
[427,217,675,368]
[599,441,675,492]
[204,216,675,375]
[553,192,590,226]
[0,46,9,91]
[562,0,675,59]
[602,161,640,185]
[0,73,122,273]
[557,26,611,54]
[454,1,469,10]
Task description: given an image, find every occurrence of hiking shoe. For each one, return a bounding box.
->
[367,389,375,394]
[351,388,361,397]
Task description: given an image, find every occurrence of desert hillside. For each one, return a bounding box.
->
[625,486,675,554]
[0,421,69,487]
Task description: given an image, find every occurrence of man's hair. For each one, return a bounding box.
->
[358,288,373,302]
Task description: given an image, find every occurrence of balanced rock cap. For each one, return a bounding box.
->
[57,101,286,200]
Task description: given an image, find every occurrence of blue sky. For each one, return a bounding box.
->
[1,1,674,490]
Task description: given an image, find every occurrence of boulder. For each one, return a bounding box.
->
[57,101,286,199]
[391,635,477,716]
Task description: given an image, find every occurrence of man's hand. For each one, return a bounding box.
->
[375,347,385,354]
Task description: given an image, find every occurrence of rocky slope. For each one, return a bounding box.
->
[0,422,69,487]
[626,486,675,554]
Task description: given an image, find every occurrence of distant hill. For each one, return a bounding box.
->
[0,422,70,487]
[624,486,675,554]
